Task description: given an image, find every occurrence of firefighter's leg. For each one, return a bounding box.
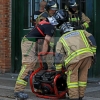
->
[79,57,92,99]
[47,36,55,69]
[14,40,38,99]
[66,60,84,100]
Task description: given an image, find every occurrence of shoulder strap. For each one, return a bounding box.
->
[36,20,50,37]
[36,26,45,37]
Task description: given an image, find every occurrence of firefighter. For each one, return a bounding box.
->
[32,0,47,26]
[14,16,58,99]
[36,0,58,25]
[54,11,97,100]
[35,0,59,68]
[67,0,90,30]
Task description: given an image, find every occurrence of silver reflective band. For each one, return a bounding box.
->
[34,15,38,19]
[47,16,59,25]
[51,3,57,8]
[70,2,77,7]
[60,22,74,33]
[56,11,64,19]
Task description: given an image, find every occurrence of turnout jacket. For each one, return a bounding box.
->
[68,10,90,30]
[55,30,96,71]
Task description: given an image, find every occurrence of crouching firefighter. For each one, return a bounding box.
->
[54,19,97,100]
[35,0,59,68]
[14,16,58,99]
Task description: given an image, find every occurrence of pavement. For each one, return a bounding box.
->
[0,73,100,100]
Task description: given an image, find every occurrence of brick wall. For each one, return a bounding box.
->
[0,0,11,73]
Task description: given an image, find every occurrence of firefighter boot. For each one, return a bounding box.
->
[79,97,83,100]
[69,99,79,100]
[14,92,28,100]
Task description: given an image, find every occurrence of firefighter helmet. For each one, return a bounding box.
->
[45,0,58,11]
[53,9,68,27]
[54,9,68,21]
[68,0,78,8]
[47,16,59,26]
[60,22,74,35]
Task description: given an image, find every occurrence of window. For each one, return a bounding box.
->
[24,0,86,29]
[24,0,59,29]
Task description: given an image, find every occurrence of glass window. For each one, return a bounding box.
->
[24,0,60,29]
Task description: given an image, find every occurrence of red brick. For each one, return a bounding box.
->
[0,0,11,73]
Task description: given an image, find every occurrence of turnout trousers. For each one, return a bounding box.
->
[14,38,38,92]
[66,56,93,99]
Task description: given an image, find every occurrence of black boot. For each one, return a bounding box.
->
[69,98,79,100]
[79,97,83,100]
[14,91,28,99]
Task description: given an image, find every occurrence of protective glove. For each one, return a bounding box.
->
[74,25,84,30]
[42,62,48,70]
[56,71,62,75]
[50,64,56,71]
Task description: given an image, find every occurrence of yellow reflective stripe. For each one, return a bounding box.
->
[67,71,78,88]
[68,82,79,88]
[79,81,87,87]
[65,48,93,65]
[18,65,26,79]
[25,42,34,56]
[55,64,62,67]
[80,30,90,48]
[83,22,89,28]
[49,42,54,48]
[91,47,96,53]
[55,64,62,71]
[69,17,80,21]
[16,79,27,86]
[67,70,72,85]
[60,37,70,56]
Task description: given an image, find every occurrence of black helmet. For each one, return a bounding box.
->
[60,22,74,35]
[45,0,58,11]
[68,0,78,8]
[53,9,68,26]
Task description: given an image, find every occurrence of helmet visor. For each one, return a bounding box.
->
[50,7,58,10]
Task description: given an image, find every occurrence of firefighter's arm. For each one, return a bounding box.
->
[81,13,90,29]
[55,41,65,71]
[41,35,51,55]
[84,30,97,55]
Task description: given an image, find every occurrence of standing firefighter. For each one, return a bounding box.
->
[32,0,47,26]
[67,0,90,30]
[36,0,58,25]
[14,17,58,100]
[54,11,97,100]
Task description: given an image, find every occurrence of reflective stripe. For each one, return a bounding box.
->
[80,30,90,48]
[55,64,62,71]
[16,65,27,86]
[67,70,72,85]
[83,22,89,28]
[67,70,78,88]
[68,82,79,88]
[65,48,93,65]
[91,47,96,53]
[60,37,70,56]
[25,42,34,56]
[69,17,80,22]
[16,79,27,86]
[79,81,87,87]
[49,42,54,48]
[18,65,26,79]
